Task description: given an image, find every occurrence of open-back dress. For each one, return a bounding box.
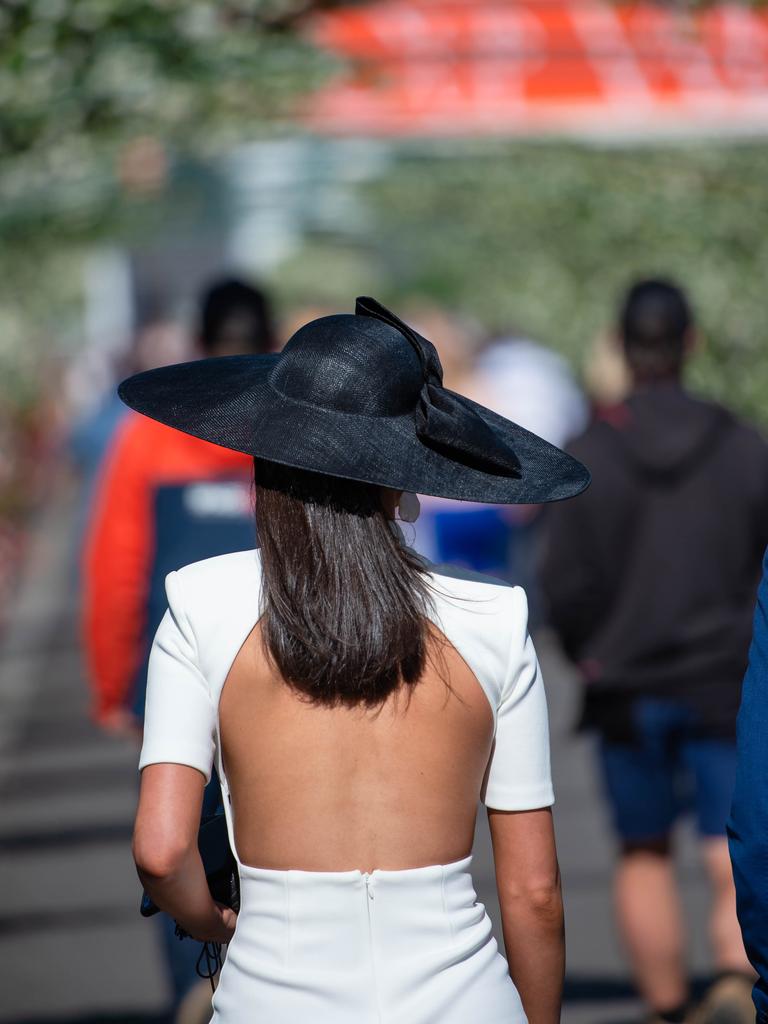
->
[139,548,554,1024]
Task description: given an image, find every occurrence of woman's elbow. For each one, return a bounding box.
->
[501,873,563,923]
[132,829,192,880]
[525,881,563,924]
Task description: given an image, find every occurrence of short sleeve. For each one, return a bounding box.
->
[138,571,217,782]
[482,588,554,811]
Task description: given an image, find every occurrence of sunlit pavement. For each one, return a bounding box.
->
[0,483,713,1024]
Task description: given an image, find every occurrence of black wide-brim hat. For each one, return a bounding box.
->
[118,296,589,504]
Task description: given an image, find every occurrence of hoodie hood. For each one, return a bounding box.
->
[605,386,733,481]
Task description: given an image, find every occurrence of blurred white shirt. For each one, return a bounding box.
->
[473,338,588,449]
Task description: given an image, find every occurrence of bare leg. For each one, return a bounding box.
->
[701,838,752,974]
[615,839,688,1013]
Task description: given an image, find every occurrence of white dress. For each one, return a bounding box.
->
[140,549,554,1024]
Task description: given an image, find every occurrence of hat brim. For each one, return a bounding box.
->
[118,355,589,504]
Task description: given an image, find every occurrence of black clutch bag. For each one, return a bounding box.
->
[139,810,240,919]
[139,809,240,987]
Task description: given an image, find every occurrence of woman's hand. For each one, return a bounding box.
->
[213,904,238,944]
[99,706,143,741]
[199,903,238,944]
[179,902,238,944]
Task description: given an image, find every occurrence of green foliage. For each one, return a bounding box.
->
[350,141,768,424]
[3,3,768,427]
[0,0,335,239]
[0,0,342,413]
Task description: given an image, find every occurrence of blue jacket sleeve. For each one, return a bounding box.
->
[728,547,768,1023]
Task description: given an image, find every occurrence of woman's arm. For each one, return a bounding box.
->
[133,763,236,943]
[488,806,564,1024]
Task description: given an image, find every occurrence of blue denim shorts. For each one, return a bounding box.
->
[597,697,737,842]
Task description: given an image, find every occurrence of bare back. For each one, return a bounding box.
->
[220,622,495,873]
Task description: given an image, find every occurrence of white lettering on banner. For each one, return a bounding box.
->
[367,6,436,57]
[471,6,547,60]
[715,6,768,90]
[631,5,721,97]
[362,18,476,124]
[357,5,548,119]
[471,8,546,114]
[398,59,472,118]
[570,2,652,103]
[183,482,252,519]
[304,1,768,136]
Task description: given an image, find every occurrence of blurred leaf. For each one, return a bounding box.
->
[275,140,768,425]
[0,0,341,237]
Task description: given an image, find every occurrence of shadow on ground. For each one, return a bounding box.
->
[7,976,716,1024]
[563,973,714,1024]
[8,1017,168,1024]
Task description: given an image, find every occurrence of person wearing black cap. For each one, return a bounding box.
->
[542,279,768,1024]
[128,298,588,1023]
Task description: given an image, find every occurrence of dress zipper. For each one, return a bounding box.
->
[362,873,381,1022]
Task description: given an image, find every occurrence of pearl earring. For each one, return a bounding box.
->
[398,491,421,523]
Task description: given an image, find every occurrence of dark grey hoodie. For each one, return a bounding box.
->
[541,384,768,739]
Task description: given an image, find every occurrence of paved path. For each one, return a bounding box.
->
[0,483,714,1023]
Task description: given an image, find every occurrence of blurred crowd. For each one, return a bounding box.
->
[0,273,630,646]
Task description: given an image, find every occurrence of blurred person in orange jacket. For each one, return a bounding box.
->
[82,279,275,737]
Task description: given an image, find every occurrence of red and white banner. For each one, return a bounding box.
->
[304,0,768,137]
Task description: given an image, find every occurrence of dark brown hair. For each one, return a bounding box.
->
[253,458,433,706]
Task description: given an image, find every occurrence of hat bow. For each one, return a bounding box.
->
[355,297,521,478]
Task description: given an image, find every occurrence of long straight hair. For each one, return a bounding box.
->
[253,458,434,706]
